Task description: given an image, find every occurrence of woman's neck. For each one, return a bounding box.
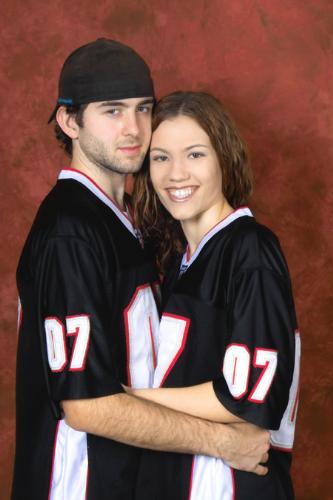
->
[181,200,234,258]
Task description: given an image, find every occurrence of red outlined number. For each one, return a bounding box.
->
[66,315,90,371]
[223,344,278,403]
[45,317,68,372]
[44,315,90,372]
[223,344,251,399]
[153,313,190,388]
[248,348,278,403]
[123,285,160,388]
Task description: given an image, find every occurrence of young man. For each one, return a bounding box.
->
[12,38,269,500]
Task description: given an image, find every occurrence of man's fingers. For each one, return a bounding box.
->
[253,464,269,476]
[253,451,270,475]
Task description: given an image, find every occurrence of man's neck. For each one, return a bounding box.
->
[70,158,126,210]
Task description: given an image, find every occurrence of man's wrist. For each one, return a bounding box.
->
[198,420,230,459]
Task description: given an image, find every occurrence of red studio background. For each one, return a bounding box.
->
[1,1,333,498]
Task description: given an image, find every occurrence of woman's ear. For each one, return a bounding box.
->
[56,106,80,139]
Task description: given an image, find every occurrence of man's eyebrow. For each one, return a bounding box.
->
[137,98,154,105]
[98,101,127,108]
[98,99,154,108]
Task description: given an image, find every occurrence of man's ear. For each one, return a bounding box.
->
[56,106,80,139]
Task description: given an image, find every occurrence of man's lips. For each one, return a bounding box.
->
[165,186,198,202]
[118,145,141,155]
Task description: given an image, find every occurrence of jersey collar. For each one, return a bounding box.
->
[58,168,138,238]
[179,207,253,276]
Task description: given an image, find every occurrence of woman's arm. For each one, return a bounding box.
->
[124,382,243,423]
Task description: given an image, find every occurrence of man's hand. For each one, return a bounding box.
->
[217,422,270,475]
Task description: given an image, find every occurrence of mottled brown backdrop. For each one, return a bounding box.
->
[1,1,332,498]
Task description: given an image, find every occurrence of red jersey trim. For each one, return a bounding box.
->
[187,457,196,500]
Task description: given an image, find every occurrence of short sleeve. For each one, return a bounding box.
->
[213,262,296,430]
[36,235,124,407]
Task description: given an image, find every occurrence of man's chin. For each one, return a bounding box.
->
[101,157,144,175]
[116,157,145,174]
[118,163,143,175]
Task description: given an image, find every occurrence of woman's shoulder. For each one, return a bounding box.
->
[226,216,288,277]
[230,216,280,246]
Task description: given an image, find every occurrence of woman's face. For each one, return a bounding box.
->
[149,115,225,225]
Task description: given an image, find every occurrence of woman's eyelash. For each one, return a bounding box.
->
[189,152,205,158]
[151,155,168,162]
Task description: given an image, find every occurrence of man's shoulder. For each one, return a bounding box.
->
[35,179,111,237]
[42,178,101,214]
[19,180,119,265]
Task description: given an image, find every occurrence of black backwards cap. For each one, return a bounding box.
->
[48,38,154,123]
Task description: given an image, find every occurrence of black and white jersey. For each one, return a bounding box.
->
[136,208,300,500]
[12,169,160,500]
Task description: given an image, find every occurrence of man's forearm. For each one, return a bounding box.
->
[63,392,222,456]
[62,392,270,474]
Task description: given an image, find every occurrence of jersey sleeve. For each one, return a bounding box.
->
[212,231,297,429]
[36,235,124,409]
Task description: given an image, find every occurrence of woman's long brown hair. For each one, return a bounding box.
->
[133,91,253,274]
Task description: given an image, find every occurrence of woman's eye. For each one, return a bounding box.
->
[151,155,168,162]
[189,152,204,159]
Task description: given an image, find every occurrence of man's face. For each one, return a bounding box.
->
[74,97,154,175]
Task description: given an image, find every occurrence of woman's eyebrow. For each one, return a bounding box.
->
[150,147,169,153]
[184,144,209,151]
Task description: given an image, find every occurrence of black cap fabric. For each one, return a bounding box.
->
[48,38,154,122]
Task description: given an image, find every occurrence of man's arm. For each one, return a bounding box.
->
[62,393,270,475]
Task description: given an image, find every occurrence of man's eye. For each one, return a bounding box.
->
[106,108,120,115]
[189,152,204,159]
[137,106,152,113]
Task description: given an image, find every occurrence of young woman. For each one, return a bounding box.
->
[131,92,300,500]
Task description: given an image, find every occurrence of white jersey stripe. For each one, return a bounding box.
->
[17,297,22,335]
[189,455,234,500]
[58,169,137,238]
[49,419,88,500]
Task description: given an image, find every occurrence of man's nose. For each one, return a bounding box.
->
[123,112,139,137]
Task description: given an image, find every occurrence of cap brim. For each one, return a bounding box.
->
[47,105,59,124]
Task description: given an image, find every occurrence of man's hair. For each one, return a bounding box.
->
[53,104,88,157]
[133,91,253,274]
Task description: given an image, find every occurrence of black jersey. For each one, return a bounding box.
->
[12,169,160,500]
[136,208,300,500]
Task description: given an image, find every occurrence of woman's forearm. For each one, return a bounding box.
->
[125,382,243,423]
